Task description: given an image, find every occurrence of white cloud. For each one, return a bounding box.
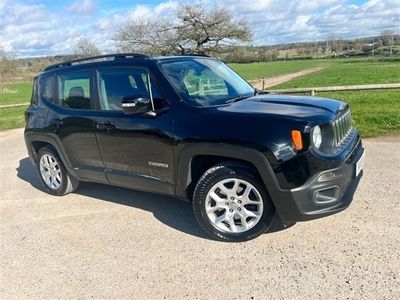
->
[223,0,400,44]
[68,0,96,15]
[0,0,399,57]
[0,2,91,56]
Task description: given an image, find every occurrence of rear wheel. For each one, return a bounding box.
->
[36,146,79,196]
[193,162,275,242]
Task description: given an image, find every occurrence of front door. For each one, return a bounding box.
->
[93,67,175,195]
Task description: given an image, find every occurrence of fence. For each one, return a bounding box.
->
[266,83,400,96]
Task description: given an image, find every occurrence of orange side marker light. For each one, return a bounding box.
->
[291,130,303,150]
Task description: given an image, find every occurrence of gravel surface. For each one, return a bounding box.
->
[1,128,399,299]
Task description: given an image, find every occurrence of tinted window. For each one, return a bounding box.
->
[31,78,38,105]
[58,72,92,110]
[39,75,55,102]
[98,68,165,111]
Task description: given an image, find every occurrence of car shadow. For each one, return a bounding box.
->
[17,157,294,240]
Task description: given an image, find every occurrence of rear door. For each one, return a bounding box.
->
[45,70,107,182]
[93,67,175,195]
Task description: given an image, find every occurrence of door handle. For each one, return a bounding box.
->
[96,122,116,130]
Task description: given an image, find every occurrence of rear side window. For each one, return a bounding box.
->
[58,72,92,110]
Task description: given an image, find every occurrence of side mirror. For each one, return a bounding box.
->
[121,96,151,115]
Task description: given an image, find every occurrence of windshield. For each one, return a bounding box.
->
[159,58,254,107]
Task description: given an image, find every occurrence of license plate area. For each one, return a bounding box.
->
[355,151,365,177]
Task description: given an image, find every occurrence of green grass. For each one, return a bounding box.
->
[0,82,31,130]
[0,82,32,105]
[314,90,399,137]
[271,58,400,88]
[229,60,328,80]
[0,106,27,130]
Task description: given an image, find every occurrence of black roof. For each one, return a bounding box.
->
[43,53,150,71]
[43,53,211,72]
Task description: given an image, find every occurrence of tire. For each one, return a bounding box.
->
[36,146,79,196]
[193,161,275,242]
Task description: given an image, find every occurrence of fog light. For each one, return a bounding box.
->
[318,171,336,182]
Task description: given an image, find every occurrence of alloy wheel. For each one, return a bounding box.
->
[39,154,62,190]
[205,178,264,233]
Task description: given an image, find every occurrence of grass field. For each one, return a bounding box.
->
[313,90,399,137]
[230,60,327,80]
[271,58,400,88]
[0,82,33,105]
[0,57,399,136]
[0,106,27,130]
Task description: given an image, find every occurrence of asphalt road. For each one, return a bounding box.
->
[1,128,399,299]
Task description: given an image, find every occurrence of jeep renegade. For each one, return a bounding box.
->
[24,54,365,242]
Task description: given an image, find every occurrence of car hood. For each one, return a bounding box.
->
[218,94,348,124]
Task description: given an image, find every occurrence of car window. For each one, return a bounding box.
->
[58,72,92,110]
[31,78,38,105]
[38,75,55,103]
[182,69,228,97]
[98,68,165,111]
[160,58,254,107]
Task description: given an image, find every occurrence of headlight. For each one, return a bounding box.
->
[312,125,322,149]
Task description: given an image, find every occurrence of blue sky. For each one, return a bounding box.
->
[1,0,399,57]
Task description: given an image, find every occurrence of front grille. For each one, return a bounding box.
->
[331,109,353,147]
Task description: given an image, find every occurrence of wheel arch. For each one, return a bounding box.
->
[175,143,285,201]
[24,132,76,177]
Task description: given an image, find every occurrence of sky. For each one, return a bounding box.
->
[0,0,399,57]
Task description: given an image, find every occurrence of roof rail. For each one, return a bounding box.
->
[43,53,150,71]
[183,53,210,57]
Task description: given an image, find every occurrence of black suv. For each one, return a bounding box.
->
[24,53,365,242]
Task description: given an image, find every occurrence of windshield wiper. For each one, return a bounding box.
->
[225,95,252,104]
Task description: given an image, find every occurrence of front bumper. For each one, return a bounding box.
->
[276,141,364,222]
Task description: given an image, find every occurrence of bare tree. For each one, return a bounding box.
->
[381,30,394,56]
[0,48,18,82]
[115,18,182,55]
[73,38,101,57]
[381,30,394,46]
[114,2,252,55]
[329,34,343,57]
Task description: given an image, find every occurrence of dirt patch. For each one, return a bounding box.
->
[251,66,325,90]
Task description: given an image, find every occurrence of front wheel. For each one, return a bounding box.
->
[193,162,275,242]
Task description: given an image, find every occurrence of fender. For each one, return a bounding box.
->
[175,143,299,217]
[24,131,78,178]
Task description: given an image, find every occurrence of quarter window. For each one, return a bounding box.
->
[58,72,92,110]
[38,75,55,103]
[31,78,38,105]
